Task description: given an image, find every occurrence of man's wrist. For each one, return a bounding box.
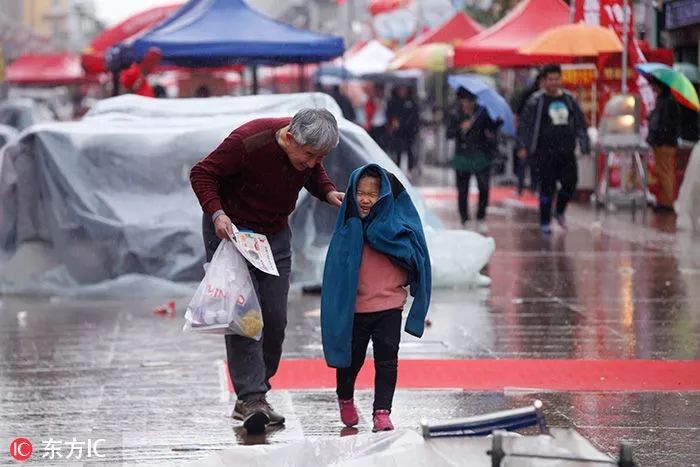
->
[212,209,226,223]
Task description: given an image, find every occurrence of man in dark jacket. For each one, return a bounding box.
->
[190,108,344,434]
[511,71,543,195]
[647,80,681,211]
[386,85,420,174]
[329,85,357,123]
[447,87,501,232]
[517,64,590,234]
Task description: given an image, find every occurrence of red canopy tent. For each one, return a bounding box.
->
[637,40,674,65]
[368,0,412,16]
[81,4,182,75]
[453,0,570,67]
[6,53,84,85]
[404,11,483,48]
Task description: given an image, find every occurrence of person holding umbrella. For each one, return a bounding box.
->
[646,78,681,212]
[637,63,700,213]
[446,86,502,233]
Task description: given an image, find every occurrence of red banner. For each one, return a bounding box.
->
[575,0,658,193]
[575,0,655,118]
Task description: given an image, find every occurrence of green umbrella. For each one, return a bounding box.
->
[636,62,700,112]
[673,62,700,84]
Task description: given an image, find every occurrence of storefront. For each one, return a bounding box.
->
[663,0,700,64]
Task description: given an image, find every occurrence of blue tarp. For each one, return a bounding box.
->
[109,0,345,68]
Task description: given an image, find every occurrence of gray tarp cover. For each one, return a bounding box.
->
[0,124,18,149]
[0,93,493,297]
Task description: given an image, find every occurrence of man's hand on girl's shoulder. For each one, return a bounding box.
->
[326,191,345,208]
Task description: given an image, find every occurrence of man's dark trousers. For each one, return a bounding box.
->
[202,214,292,400]
[536,152,578,226]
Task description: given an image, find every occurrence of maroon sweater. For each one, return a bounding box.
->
[190,118,337,235]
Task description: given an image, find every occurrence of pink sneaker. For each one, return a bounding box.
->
[338,398,359,427]
[372,409,394,432]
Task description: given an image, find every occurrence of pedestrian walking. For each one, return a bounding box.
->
[365,85,388,150]
[517,64,590,234]
[328,85,357,123]
[190,108,344,434]
[447,87,502,233]
[386,85,420,175]
[647,79,681,212]
[119,47,162,97]
[511,71,544,195]
[321,164,431,432]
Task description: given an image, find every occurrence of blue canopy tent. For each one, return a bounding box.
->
[107,0,345,93]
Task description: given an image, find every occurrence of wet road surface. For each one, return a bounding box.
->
[1,176,699,466]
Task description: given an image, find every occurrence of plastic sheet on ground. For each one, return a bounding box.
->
[675,142,700,231]
[183,428,612,467]
[0,93,494,297]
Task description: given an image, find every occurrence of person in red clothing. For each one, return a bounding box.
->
[120,63,154,97]
[119,47,162,97]
[190,108,344,434]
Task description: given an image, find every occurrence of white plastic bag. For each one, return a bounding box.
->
[184,241,263,339]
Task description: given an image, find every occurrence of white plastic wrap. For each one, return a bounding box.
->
[426,228,495,287]
[0,92,495,297]
[0,124,18,151]
[675,142,700,231]
[184,241,263,338]
[183,428,611,467]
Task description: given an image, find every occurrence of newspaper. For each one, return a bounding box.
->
[229,227,279,276]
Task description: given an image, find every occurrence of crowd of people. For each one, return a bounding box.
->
[324,82,422,177]
[183,64,697,436]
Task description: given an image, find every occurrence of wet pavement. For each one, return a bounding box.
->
[1,170,700,466]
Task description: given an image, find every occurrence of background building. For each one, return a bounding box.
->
[662,0,700,65]
[1,0,102,60]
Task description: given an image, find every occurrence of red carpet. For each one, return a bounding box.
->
[227,359,700,392]
[420,186,539,209]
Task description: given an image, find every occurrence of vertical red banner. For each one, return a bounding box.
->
[574,0,656,193]
[575,0,653,117]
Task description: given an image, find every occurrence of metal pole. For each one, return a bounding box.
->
[621,0,630,94]
[298,64,305,92]
[112,69,120,96]
[0,46,8,99]
[488,432,506,467]
[618,441,636,467]
[569,0,575,23]
[647,0,658,48]
[251,64,258,95]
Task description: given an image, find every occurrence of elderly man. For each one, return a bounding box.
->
[190,108,344,433]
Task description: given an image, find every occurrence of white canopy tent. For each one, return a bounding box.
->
[344,40,395,77]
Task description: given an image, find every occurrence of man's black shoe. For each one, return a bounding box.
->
[232,397,271,434]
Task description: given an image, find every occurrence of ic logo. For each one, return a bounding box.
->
[9,438,33,461]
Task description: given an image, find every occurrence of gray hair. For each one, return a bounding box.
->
[288,108,339,153]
